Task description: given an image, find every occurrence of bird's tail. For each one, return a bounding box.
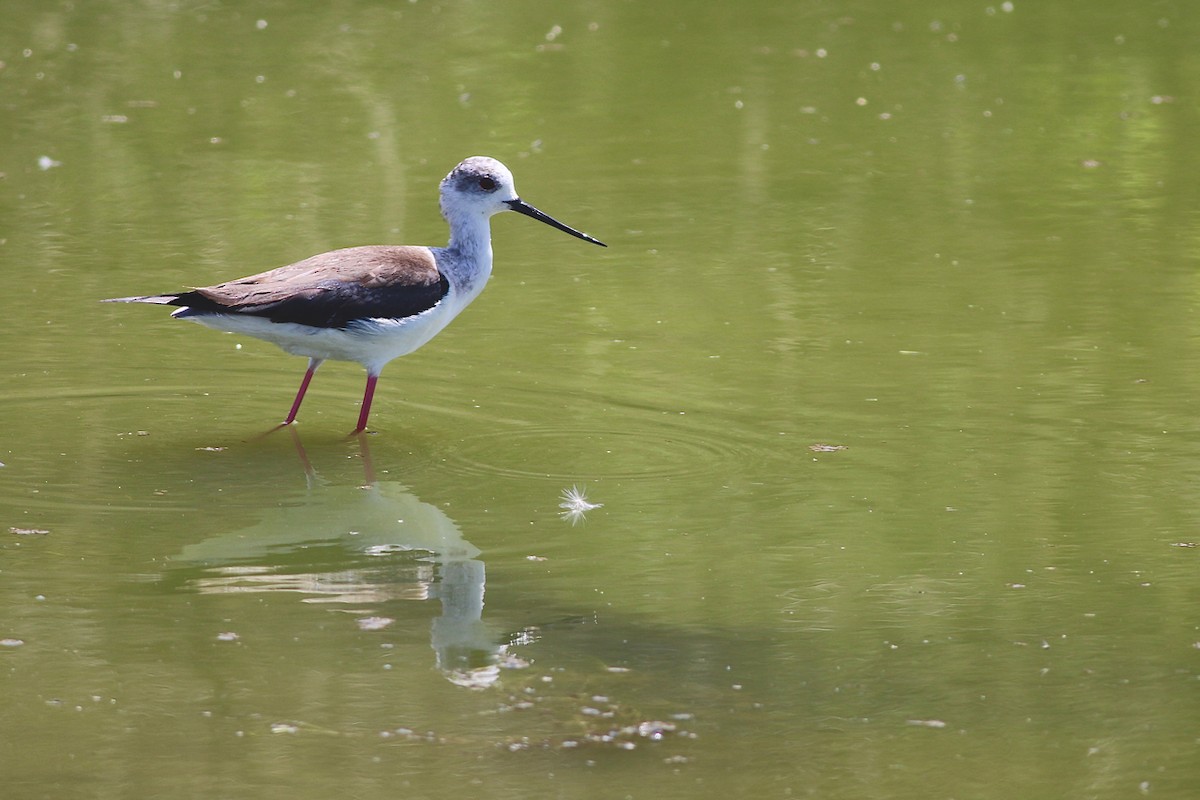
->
[102,294,183,305]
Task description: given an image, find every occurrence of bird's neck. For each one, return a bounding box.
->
[445,209,493,259]
[440,210,494,293]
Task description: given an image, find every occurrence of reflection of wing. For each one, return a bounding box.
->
[173,480,508,687]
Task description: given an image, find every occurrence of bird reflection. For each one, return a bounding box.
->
[174,429,517,688]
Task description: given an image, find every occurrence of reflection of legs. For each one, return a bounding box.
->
[285,357,323,425]
[283,424,317,488]
[352,426,377,485]
[352,372,379,434]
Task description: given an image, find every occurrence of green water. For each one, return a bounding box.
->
[3,1,1199,798]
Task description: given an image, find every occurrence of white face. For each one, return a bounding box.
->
[440,157,518,217]
[439,156,606,247]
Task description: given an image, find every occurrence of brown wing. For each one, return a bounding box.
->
[175,246,449,328]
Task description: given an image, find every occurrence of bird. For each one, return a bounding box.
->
[105,156,606,433]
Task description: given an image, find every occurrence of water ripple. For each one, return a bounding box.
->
[436,418,757,481]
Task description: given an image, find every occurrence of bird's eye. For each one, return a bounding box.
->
[478,177,496,191]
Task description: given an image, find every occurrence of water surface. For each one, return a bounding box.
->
[2,2,1199,798]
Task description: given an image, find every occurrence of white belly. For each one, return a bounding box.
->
[183,294,466,373]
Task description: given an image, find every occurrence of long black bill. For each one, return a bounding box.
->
[506,198,607,247]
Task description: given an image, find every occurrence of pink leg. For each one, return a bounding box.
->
[352,372,379,434]
[284,358,322,425]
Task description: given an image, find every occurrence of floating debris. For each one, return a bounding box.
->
[558,485,603,526]
[356,616,394,631]
[493,680,697,752]
[9,527,49,536]
[505,715,691,752]
[379,727,441,743]
[808,443,847,452]
[364,543,412,556]
[37,155,62,170]
[215,631,240,642]
[906,718,947,728]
